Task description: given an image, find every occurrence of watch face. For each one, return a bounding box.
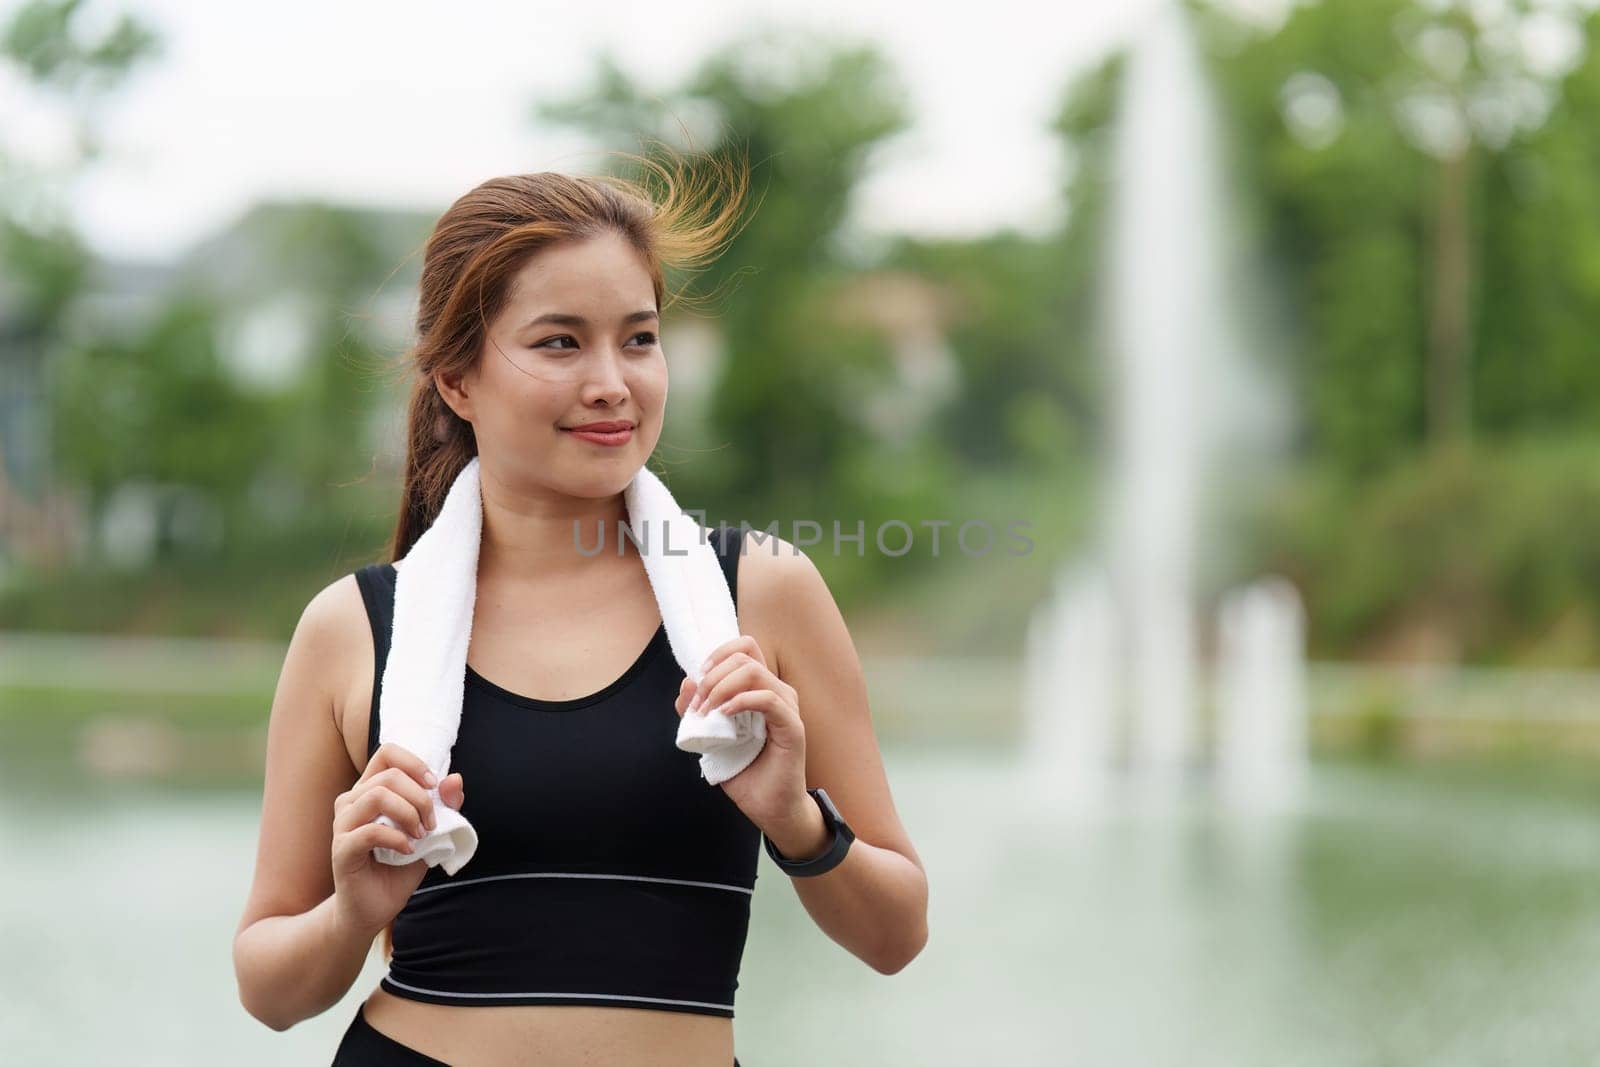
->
[814,788,840,823]
[814,788,853,840]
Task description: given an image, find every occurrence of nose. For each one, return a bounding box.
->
[579,345,630,406]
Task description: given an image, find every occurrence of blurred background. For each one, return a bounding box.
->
[7,0,1600,1063]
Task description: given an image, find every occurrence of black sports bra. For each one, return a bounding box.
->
[352,523,760,1018]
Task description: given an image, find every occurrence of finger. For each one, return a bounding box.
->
[735,634,768,669]
[675,677,696,716]
[376,766,437,831]
[380,783,433,838]
[439,773,466,810]
[336,822,415,863]
[714,690,798,743]
[361,742,438,792]
[691,657,768,716]
[690,651,748,711]
[343,784,429,840]
[699,634,764,678]
[691,636,770,709]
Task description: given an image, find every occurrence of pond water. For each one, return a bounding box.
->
[5,747,1600,1065]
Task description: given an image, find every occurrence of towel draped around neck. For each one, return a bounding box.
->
[371,455,765,876]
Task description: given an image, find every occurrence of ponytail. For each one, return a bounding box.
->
[386,371,476,562]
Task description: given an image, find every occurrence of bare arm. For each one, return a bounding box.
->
[738,534,930,975]
[235,897,380,1032]
[232,576,386,1031]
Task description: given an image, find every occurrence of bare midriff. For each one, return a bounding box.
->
[360,986,736,1066]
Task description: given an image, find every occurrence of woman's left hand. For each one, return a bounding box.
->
[674,634,807,833]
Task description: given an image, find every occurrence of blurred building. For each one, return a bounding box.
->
[827,269,961,447]
[0,199,436,578]
[2,253,175,577]
[1,206,962,582]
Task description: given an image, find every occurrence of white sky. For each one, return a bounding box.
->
[7,0,1181,263]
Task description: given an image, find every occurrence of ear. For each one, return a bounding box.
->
[433,369,474,423]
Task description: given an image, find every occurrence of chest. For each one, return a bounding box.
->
[397,650,759,893]
[465,568,667,704]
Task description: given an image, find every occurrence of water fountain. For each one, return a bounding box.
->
[1020,0,1308,814]
[1215,577,1309,811]
[1019,565,1118,815]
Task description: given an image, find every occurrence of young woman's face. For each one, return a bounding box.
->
[448,230,668,498]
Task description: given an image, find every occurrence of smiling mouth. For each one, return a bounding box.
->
[562,426,634,446]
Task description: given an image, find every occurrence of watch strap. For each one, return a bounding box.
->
[762,787,854,877]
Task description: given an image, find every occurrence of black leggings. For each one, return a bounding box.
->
[332,1003,743,1065]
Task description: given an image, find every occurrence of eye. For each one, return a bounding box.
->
[536,336,578,351]
[629,331,659,348]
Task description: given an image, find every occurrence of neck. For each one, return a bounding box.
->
[475,466,635,581]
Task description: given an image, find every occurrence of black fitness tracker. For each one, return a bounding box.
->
[762,787,854,877]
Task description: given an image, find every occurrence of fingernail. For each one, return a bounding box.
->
[424,771,438,787]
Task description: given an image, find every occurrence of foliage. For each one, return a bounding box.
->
[1257,435,1600,664]
[539,31,918,532]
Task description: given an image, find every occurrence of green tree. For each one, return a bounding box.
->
[1198,0,1592,470]
[0,0,159,500]
[1473,7,1600,437]
[52,295,273,523]
[535,26,915,529]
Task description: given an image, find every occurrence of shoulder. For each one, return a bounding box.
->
[300,570,371,649]
[722,528,835,680]
[289,570,375,731]
[726,526,823,591]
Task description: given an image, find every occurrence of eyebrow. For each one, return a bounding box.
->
[521,309,659,330]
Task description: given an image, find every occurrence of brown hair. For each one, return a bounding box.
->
[375,144,754,963]
[385,143,754,563]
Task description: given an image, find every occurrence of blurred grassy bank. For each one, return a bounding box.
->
[0,466,1095,652]
[9,632,1600,794]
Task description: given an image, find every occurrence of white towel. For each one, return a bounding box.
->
[372,455,767,875]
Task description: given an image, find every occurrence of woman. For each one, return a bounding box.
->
[233,150,929,1066]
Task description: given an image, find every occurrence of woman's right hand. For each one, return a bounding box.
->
[330,742,465,938]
